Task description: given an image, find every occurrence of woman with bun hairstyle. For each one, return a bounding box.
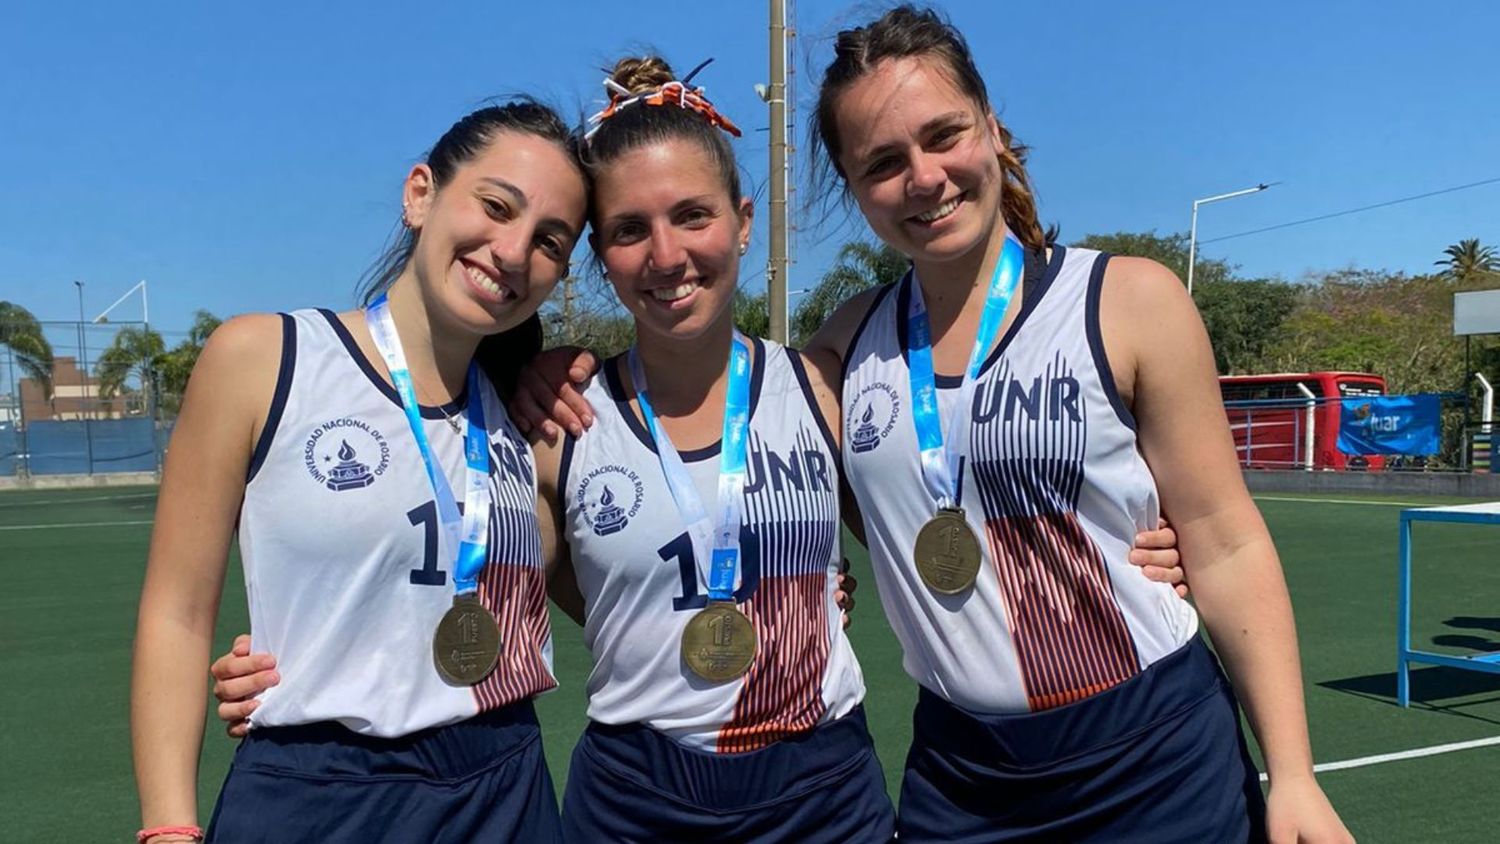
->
[801,5,1352,843]
[130,99,587,844]
[535,54,896,842]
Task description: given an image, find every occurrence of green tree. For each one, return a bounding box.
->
[0,301,54,397]
[1070,230,1234,289]
[157,310,222,402]
[791,241,907,346]
[734,290,772,340]
[95,326,167,413]
[1193,278,1300,374]
[1435,238,1499,287]
[97,311,223,415]
[1070,230,1296,374]
[1263,269,1461,393]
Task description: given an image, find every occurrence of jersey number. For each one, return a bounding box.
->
[659,528,761,611]
[406,500,466,586]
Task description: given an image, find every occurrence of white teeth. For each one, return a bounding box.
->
[466,264,507,299]
[651,282,696,302]
[916,196,963,223]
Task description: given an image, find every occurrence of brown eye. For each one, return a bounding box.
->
[482,198,512,220]
[611,223,645,244]
[864,156,898,178]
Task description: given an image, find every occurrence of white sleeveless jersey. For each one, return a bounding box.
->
[238,309,555,737]
[842,246,1198,714]
[560,338,864,752]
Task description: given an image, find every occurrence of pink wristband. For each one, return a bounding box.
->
[136,825,204,843]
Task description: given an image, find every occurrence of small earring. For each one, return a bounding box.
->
[739,242,748,256]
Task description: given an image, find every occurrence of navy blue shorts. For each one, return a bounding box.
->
[561,706,894,843]
[898,638,1267,843]
[206,700,561,843]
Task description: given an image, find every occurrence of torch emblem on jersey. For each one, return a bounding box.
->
[578,464,645,536]
[303,417,390,492]
[847,382,900,454]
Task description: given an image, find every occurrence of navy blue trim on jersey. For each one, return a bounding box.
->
[784,348,840,464]
[246,313,298,484]
[317,308,468,421]
[897,245,1062,389]
[897,639,1265,843]
[557,432,578,517]
[561,708,893,844]
[1084,253,1137,431]
[839,282,898,385]
[206,700,561,843]
[605,335,769,462]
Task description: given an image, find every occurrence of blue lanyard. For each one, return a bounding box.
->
[905,234,1024,508]
[629,333,752,602]
[365,294,491,594]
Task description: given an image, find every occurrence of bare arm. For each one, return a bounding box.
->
[131,315,281,836]
[530,429,585,626]
[1104,258,1349,841]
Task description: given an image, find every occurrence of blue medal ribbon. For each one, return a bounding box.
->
[366,294,492,594]
[905,234,1024,509]
[629,333,752,602]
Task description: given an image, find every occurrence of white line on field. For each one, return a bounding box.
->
[1253,495,1433,507]
[1258,735,1500,781]
[0,492,157,508]
[0,519,154,531]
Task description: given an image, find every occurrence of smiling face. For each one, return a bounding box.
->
[833,56,1006,269]
[402,130,587,336]
[591,138,753,343]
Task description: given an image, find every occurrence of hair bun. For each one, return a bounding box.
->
[609,56,676,96]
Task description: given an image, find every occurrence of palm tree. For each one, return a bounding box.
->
[1435,238,1499,286]
[157,310,222,401]
[734,290,772,340]
[95,325,167,413]
[0,301,54,398]
[791,241,909,346]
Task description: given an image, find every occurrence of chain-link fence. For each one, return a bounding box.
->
[1,319,197,478]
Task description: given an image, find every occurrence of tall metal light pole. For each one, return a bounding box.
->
[74,280,95,474]
[766,0,789,344]
[1187,182,1276,295]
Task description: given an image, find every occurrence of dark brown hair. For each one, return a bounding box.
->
[582,56,743,213]
[357,97,583,396]
[811,4,1052,251]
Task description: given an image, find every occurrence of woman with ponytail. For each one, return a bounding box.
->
[802,5,1351,842]
[131,99,587,844]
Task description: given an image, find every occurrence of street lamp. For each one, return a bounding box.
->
[1187,182,1278,295]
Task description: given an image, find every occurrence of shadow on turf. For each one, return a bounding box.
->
[1444,616,1500,635]
[1320,624,1500,722]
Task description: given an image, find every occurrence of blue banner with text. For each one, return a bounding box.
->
[1338,395,1441,455]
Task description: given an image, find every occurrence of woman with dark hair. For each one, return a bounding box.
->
[130,99,587,844]
[802,5,1350,842]
[538,53,896,843]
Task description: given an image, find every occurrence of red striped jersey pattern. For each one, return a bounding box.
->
[971,356,1140,711]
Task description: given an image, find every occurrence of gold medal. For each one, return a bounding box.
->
[913,507,981,594]
[433,593,501,686]
[681,601,757,682]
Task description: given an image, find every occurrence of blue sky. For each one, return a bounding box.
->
[3,0,1498,350]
